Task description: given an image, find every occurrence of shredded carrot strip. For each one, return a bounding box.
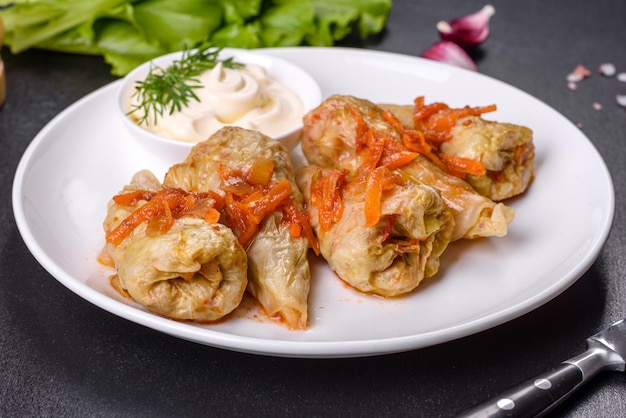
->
[380,150,419,169]
[107,198,162,245]
[439,154,487,178]
[361,129,385,170]
[381,109,448,170]
[108,156,310,250]
[282,199,320,255]
[383,109,418,138]
[248,180,292,224]
[413,97,450,121]
[413,96,425,111]
[223,192,256,246]
[184,198,221,223]
[322,171,347,232]
[219,158,312,248]
[400,130,431,153]
[204,207,221,224]
[106,188,218,245]
[221,181,293,247]
[408,96,497,177]
[314,97,493,231]
[308,107,411,231]
[412,96,497,144]
[112,190,152,206]
[364,167,385,226]
[424,105,496,134]
[241,189,266,205]
[349,105,370,153]
[401,131,447,171]
[310,169,348,233]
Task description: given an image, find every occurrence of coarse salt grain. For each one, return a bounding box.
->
[593,102,602,111]
[567,73,584,83]
[616,94,626,107]
[617,73,626,82]
[567,82,577,91]
[599,63,616,76]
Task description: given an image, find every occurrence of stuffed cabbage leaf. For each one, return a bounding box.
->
[302,95,514,241]
[164,126,311,329]
[102,170,248,322]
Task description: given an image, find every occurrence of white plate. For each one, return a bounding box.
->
[12,47,614,358]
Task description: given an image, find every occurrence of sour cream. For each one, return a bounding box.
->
[128,62,305,143]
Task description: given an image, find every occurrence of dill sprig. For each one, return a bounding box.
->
[129,43,244,125]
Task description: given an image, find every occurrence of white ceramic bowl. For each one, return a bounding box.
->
[118,48,322,163]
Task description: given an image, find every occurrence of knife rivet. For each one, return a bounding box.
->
[496,398,515,410]
[534,378,552,390]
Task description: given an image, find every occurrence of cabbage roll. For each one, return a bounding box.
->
[302,95,514,241]
[102,170,248,322]
[442,116,534,201]
[296,165,454,297]
[380,103,535,201]
[164,127,311,329]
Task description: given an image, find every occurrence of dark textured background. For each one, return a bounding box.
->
[2,0,626,416]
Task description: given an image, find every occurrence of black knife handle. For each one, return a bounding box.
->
[456,363,583,418]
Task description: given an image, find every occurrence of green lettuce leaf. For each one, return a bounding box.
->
[258,0,316,47]
[133,0,223,51]
[96,20,166,75]
[218,0,263,24]
[309,0,392,45]
[0,0,392,75]
[1,0,131,53]
[210,23,263,49]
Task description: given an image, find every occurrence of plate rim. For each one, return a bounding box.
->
[12,46,616,358]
